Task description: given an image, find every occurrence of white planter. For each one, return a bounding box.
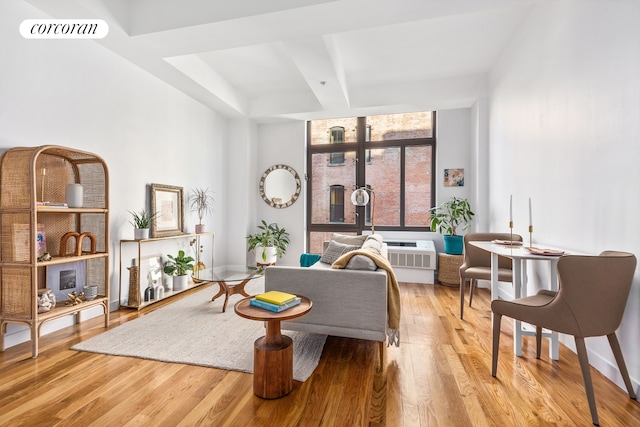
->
[173,275,189,291]
[255,246,277,265]
[134,228,150,240]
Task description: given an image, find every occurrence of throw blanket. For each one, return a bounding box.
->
[331,249,401,347]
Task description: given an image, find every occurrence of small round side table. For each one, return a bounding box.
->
[234,295,312,399]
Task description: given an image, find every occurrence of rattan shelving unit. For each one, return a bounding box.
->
[0,145,110,358]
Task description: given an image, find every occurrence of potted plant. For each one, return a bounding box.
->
[247,220,290,265]
[129,209,157,240]
[163,250,195,291]
[189,187,214,234]
[429,197,475,255]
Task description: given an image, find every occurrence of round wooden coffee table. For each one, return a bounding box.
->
[234,295,312,399]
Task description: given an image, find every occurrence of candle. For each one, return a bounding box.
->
[529,198,532,227]
[509,195,513,222]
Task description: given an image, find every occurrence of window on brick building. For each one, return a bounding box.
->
[329,185,345,222]
[329,126,345,165]
[306,112,436,253]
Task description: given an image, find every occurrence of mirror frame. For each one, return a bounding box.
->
[259,164,301,209]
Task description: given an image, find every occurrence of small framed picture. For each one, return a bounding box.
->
[444,168,465,187]
[151,183,184,237]
[47,261,86,302]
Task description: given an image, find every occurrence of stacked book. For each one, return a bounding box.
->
[250,290,301,312]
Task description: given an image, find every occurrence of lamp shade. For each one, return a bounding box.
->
[351,188,369,206]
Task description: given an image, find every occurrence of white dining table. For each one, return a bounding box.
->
[469,241,577,361]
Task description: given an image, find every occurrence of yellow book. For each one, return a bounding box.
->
[255,290,297,305]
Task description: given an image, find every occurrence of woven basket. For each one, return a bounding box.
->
[438,253,464,286]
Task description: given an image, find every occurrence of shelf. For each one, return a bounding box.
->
[38,253,109,266]
[37,208,108,214]
[0,145,110,358]
[120,232,213,243]
[120,281,211,310]
[37,296,108,321]
[119,233,214,310]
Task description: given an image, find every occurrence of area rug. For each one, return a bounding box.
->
[72,279,327,382]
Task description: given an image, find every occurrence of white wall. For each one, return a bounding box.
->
[488,0,640,391]
[254,121,306,266]
[1,0,226,348]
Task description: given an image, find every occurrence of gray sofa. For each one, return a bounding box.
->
[264,235,390,363]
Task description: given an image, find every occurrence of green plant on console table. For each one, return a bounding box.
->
[163,250,195,276]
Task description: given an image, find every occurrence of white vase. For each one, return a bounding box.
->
[134,228,150,240]
[65,183,83,208]
[255,246,277,265]
[173,275,189,291]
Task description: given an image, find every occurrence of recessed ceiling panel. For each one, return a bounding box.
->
[198,43,311,98]
[331,6,531,87]
[128,0,339,35]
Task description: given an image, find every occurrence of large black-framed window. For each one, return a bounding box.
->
[306,112,436,253]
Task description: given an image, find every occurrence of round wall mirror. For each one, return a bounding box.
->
[259,164,301,208]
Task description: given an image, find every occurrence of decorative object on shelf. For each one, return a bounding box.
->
[65,183,84,207]
[429,197,475,255]
[64,292,84,306]
[259,164,301,209]
[47,261,87,302]
[127,265,141,306]
[83,284,98,301]
[129,209,158,240]
[38,252,52,262]
[151,183,184,238]
[190,237,207,283]
[59,231,97,256]
[37,224,46,258]
[37,289,56,313]
[144,283,155,302]
[247,220,290,265]
[351,187,375,233]
[140,255,164,294]
[155,285,164,299]
[163,250,194,291]
[189,187,214,234]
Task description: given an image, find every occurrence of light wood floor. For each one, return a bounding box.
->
[1,282,639,426]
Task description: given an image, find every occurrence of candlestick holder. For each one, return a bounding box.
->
[509,221,514,244]
[529,225,533,248]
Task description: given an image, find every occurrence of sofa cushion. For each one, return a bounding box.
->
[345,254,378,271]
[362,234,383,254]
[331,233,367,247]
[320,240,360,264]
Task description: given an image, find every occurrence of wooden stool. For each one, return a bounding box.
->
[438,253,464,286]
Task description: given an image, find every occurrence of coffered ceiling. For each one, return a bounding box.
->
[25,0,545,122]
